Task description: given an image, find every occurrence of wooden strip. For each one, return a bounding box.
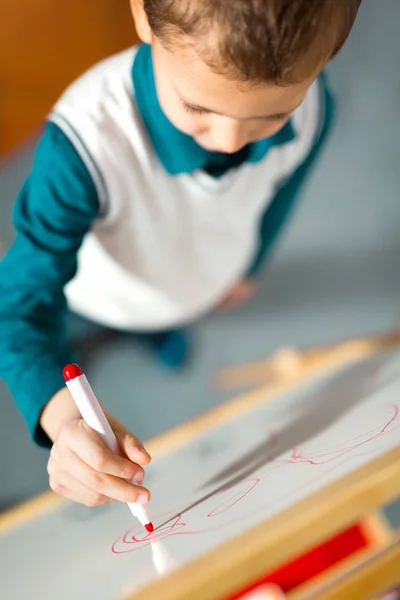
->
[0,492,63,535]
[368,588,400,600]
[216,331,400,391]
[216,346,303,391]
[362,511,394,547]
[123,446,400,600]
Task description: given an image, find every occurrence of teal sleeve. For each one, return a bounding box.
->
[246,75,335,277]
[0,122,100,447]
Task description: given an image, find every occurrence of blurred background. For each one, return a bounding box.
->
[0,0,399,527]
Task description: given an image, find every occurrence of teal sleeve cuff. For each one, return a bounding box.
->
[246,73,335,278]
[0,122,100,447]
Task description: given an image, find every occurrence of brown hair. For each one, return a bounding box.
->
[143,0,361,85]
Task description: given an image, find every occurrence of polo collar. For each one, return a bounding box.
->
[132,43,296,176]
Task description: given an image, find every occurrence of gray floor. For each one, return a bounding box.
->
[1,0,400,528]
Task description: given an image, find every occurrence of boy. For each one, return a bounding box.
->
[0,0,361,508]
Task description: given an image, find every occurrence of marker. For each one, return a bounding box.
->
[62,363,153,533]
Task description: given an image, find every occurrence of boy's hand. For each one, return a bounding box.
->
[216,279,256,311]
[45,398,151,507]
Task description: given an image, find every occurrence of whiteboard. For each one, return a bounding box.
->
[1,349,400,600]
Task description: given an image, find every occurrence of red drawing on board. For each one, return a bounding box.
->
[278,404,399,466]
[112,479,261,553]
[207,478,260,517]
[112,403,400,554]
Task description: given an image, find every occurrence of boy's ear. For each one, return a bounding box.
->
[130,0,153,44]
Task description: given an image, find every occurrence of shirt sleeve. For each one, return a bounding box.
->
[246,75,335,278]
[0,122,100,447]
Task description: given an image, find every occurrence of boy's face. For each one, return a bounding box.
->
[132,2,321,154]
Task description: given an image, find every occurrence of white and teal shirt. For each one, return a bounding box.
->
[0,44,333,445]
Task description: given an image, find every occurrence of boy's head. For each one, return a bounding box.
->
[131,0,361,154]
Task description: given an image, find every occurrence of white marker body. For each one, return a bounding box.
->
[66,374,151,528]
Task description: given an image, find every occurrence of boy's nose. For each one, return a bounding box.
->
[211,119,249,154]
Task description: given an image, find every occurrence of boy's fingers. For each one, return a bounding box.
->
[48,468,112,507]
[66,420,145,480]
[63,448,151,504]
[117,431,152,465]
[110,420,151,465]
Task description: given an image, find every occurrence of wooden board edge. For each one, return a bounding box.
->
[0,491,63,535]
[362,511,394,546]
[217,331,400,391]
[124,445,400,600]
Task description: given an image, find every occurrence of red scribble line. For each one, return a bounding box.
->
[277,404,399,465]
[291,447,302,460]
[112,480,261,554]
[112,461,354,555]
[302,404,400,457]
[306,421,397,453]
[112,404,400,554]
[207,479,260,517]
[224,442,396,531]
[112,515,189,554]
[299,407,399,453]
[112,438,397,554]
[257,440,399,516]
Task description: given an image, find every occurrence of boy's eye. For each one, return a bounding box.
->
[181,101,207,116]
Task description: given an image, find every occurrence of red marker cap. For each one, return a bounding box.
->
[63,364,83,382]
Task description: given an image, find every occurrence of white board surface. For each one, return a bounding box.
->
[1,350,400,600]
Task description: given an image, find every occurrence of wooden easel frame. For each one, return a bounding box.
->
[1,332,399,599]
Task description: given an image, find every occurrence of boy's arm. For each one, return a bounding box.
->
[0,123,100,447]
[246,77,335,278]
